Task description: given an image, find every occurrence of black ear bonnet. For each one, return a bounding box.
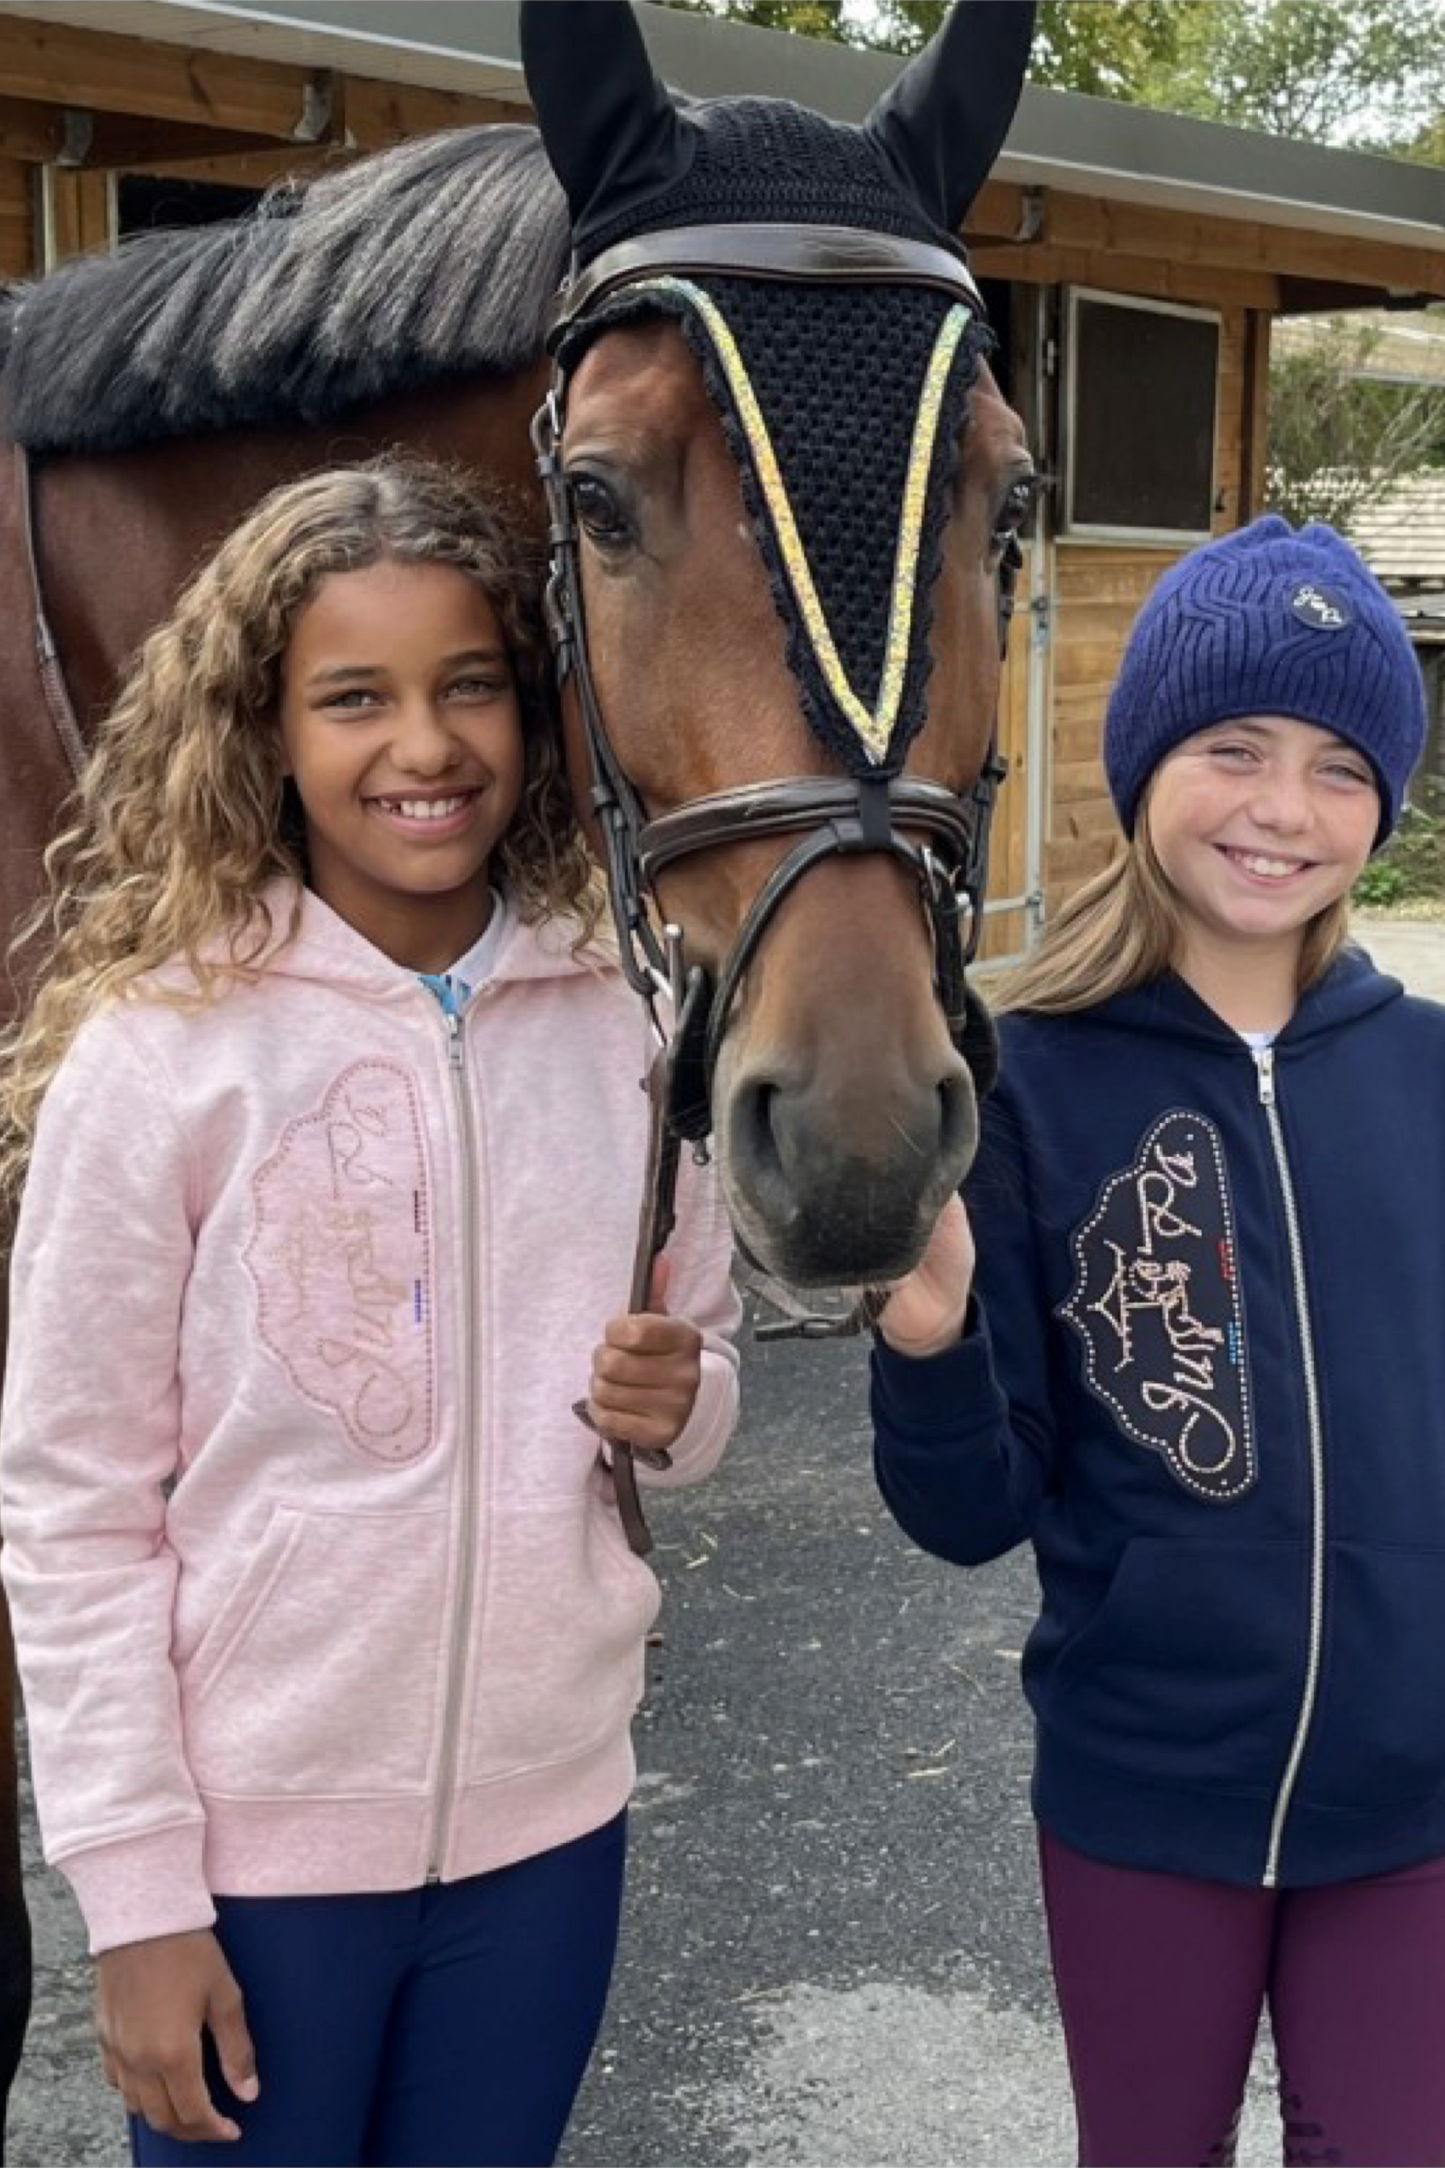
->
[521,2,1034,777]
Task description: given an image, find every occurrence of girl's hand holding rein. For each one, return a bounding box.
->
[96,1928,258,2143]
[588,1257,704,1455]
[875,1194,976,1360]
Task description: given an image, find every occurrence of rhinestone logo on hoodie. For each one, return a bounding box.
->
[245,1061,434,1463]
[1059,1111,1256,1503]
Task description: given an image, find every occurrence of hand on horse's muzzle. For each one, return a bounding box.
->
[874,1194,977,1361]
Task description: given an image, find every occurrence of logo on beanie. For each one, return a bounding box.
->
[1290,581,1352,632]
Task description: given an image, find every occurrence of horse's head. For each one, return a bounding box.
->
[523,1,1035,1286]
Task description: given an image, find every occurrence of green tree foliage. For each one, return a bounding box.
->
[661,0,1445,152]
[1142,0,1445,149]
[1406,111,1445,168]
[1265,320,1445,531]
[666,0,851,37]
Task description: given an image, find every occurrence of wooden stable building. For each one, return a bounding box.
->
[1,0,1442,960]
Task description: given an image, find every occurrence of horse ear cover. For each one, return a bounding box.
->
[522,0,1034,250]
[519,1,694,242]
[865,0,1037,231]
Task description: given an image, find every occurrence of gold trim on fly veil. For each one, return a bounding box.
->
[632,276,969,766]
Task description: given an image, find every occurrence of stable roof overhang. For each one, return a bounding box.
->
[12,0,1445,279]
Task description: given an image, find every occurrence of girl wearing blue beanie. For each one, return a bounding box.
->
[870,516,1445,2165]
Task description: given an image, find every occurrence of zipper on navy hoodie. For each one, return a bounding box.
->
[1254,1043,1328,1887]
[425,1000,486,1882]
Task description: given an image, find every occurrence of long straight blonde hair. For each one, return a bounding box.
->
[995,798,1353,1017]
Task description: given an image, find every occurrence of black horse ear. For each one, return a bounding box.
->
[864,0,1036,234]
[519,1,692,241]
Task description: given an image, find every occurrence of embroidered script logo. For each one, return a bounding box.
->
[1290,580,1352,632]
[1059,1112,1255,1502]
[245,1062,434,1463]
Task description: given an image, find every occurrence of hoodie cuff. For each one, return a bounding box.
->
[871,1300,1004,1433]
[640,1344,739,1488]
[59,1822,216,1956]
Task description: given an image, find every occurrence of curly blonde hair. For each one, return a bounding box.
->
[0,455,598,1200]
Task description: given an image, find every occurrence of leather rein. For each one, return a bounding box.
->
[533,225,1013,1555]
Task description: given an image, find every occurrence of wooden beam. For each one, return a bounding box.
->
[963,179,1030,247]
[1276,275,1433,313]
[966,184,1442,303]
[969,238,1281,313]
[0,91,61,162]
[0,13,329,137]
[0,152,31,275]
[341,77,519,151]
[43,165,111,262]
[0,22,522,163]
[0,95,312,168]
[83,111,313,168]
[1241,309,1272,521]
[98,78,521,181]
[116,140,355,190]
[1041,189,1444,305]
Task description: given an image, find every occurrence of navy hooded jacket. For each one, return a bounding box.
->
[872,949,1445,1888]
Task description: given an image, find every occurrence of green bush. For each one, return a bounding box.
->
[1354,775,1445,907]
[1355,860,1409,907]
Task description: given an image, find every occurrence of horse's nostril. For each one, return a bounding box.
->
[738,1076,782,1174]
[735,1064,973,1188]
[938,1064,979,1167]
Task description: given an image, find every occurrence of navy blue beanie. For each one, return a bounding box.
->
[1105,516,1426,844]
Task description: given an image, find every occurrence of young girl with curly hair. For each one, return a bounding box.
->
[0,455,740,2168]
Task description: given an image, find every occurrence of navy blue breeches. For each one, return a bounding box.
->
[130,1811,627,2168]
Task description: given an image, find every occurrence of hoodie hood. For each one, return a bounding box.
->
[1078,944,1403,1055]
[186,879,605,999]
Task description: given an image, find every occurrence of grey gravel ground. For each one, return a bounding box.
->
[1353,912,1445,1000]
[12,1338,1280,2168]
[8,916,1444,2168]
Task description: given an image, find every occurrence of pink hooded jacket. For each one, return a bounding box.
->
[0,887,740,1954]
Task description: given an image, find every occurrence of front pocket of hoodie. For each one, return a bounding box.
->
[464,1489,660,1781]
[182,1505,446,1798]
[1303,1544,1445,1814]
[1040,1537,1300,1790]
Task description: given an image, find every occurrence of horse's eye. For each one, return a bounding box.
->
[569,473,632,549]
[991,474,1037,555]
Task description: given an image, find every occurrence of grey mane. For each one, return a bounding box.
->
[0,285,21,377]
[1,124,571,456]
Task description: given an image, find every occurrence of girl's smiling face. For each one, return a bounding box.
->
[1147,714,1380,963]
[279,559,526,970]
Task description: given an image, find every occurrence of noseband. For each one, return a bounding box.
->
[533,223,1014,1552]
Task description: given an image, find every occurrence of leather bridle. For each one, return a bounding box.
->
[534,223,1015,1553]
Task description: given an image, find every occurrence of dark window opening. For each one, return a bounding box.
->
[1064,289,1219,540]
[977,275,1015,403]
[117,175,262,236]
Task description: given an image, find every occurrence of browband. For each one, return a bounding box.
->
[547,222,985,348]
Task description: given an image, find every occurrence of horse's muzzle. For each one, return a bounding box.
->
[719,1053,978,1287]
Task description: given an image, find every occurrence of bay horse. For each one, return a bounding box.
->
[0,0,1035,2136]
